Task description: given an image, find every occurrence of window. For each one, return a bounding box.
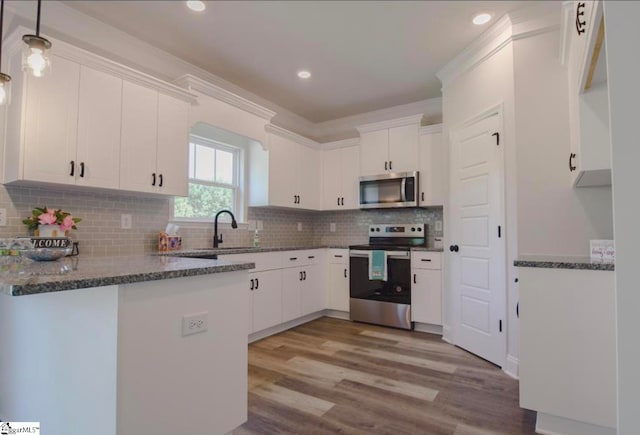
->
[173,135,240,221]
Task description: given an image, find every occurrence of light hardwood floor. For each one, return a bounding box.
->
[235,317,535,435]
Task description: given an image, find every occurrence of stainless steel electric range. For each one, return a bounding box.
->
[349,224,427,330]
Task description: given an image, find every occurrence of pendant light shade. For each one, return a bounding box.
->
[22,0,51,78]
[0,0,11,105]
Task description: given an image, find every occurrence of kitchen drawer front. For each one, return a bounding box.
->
[281,250,322,267]
[219,252,282,272]
[411,252,441,270]
[327,249,349,264]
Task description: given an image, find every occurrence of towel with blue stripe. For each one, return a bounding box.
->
[368,250,388,281]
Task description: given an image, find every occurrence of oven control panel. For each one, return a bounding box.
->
[369,224,425,237]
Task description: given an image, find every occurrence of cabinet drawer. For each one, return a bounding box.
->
[281,251,306,268]
[327,249,349,264]
[218,252,282,272]
[298,249,321,266]
[411,252,441,270]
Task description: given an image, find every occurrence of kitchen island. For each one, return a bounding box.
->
[516,255,616,435]
[0,255,255,435]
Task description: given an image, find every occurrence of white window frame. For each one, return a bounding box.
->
[171,134,242,223]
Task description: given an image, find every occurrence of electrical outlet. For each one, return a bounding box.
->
[330,223,336,232]
[435,221,443,232]
[182,312,208,336]
[297,222,303,231]
[121,214,132,229]
[0,208,6,227]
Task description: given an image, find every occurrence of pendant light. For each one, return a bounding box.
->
[0,0,11,105]
[22,0,51,78]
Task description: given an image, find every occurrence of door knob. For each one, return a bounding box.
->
[449,245,459,252]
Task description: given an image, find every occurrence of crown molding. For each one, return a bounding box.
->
[4,26,198,103]
[320,138,361,150]
[175,74,276,121]
[355,114,425,134]
[419,124,443,135]
[265,124,320,149]
[437,4,561,89]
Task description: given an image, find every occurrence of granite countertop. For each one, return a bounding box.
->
[169,245,443,257]
[514,255,614,271]
[0,255,255,296]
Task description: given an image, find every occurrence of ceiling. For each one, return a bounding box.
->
[63,0,542,123]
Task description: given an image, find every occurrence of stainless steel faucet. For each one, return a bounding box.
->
[213,210,238,248]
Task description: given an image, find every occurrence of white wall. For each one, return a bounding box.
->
[440,42,517,365]
[603,2,640,434]
[514,32,613,257]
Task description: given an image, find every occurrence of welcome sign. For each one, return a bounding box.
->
[30,237,72,249]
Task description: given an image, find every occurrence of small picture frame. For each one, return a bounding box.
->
[590,240,615,262]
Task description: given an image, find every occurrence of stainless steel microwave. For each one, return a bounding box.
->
[359,172,419,209]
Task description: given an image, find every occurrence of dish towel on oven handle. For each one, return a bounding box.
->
[369,250,388,281]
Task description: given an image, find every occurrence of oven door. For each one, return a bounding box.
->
[359,172,418,209]
[349,250,411,304]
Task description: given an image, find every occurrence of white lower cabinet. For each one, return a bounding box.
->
[282,267,304,323]
[249,269,282,333]
[301,265,324,315]
[411,252,443,325]
[326,249,350,312]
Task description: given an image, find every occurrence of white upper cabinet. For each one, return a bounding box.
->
[321,143,360,210]
[156,94,190,196]
[22,55,80,186]
[418,125,445,207]
[566,0,611,187]
[120,81,159,194]
[77,66,122,189]
[250,125,322,210]
[1,29,194,194]
[357,115,423,176]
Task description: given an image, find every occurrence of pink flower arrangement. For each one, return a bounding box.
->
[22,207,81,232]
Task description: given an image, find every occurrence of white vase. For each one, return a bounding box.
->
[37,224,68,238]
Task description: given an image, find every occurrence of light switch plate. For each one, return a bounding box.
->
[121,214,132,229]
[0,208,6,227]
[330,223,336,232]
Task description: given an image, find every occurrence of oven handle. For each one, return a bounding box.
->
[349,250,410,259]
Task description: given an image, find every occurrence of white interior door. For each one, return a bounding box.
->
[450,112,505,367]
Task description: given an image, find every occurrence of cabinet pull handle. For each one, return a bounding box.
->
[69,161,75,177]
[334,255,343,258]
[159,174,163,187]
[308,256,315,259]
[152,173,156,186]
[389,161,392,170]
[421,259,432,262]
[290,257,297,261]
[421,192,424,202]
[569,153,577,172]
[337,197,340,206]
[413,273,417,284]
[303,271,306,280]
[299,271,303,281]
[255,278,259,289]
[344,268,347,278]
[250,279,254,290]
[341,197,344,206]
[385,161,388,171]
[80,162,85,178]
[517,302,519,318]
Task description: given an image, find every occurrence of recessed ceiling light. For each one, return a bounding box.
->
[297,70,311,79]
[472,13,492,25]
[186,1,206,12]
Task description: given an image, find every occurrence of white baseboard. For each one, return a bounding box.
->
[248,312,325,343]
[504,354,519,379]
[535,412,616,435]
[324,309,350,321]
[441,324,453,344]
[413,322,443,335]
